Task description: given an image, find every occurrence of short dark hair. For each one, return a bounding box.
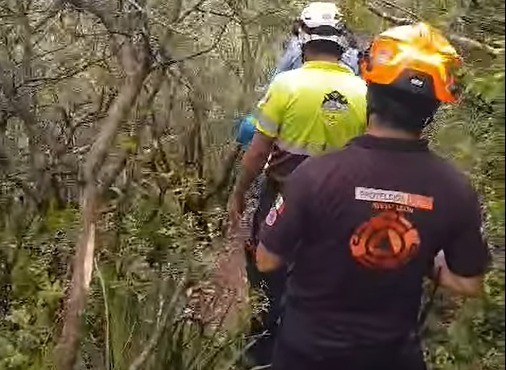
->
[367,83,440,133]
[302,39,344,59]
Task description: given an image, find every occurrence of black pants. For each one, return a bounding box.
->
[245,176,287,366]
[272,338,428,370]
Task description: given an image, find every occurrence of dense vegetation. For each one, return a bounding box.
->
[0,0,503,369]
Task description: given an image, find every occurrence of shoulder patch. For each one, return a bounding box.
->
[265,207,278,227]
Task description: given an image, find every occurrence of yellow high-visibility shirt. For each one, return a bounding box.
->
[254,61,367,156]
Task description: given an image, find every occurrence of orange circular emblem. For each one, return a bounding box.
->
[349,211,420,269]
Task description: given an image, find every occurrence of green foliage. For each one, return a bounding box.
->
[0,208,79,370]
[83,262,247,370]
[424,269,505,370]
[424,30,505,370]
[0,189,248,370]
[0,1,504,370]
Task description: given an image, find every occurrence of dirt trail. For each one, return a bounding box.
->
[189,228,250,330]
[210,234,249,327]
[191,175,261,328]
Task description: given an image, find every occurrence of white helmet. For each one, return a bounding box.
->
[298,2,348,49]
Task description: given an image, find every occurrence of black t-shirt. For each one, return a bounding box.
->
[259,135,490,356]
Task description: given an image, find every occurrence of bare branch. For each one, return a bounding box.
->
[176,0,208,23]
[366,3,503,56]
[244,8,285,25]
[62,0,116,30]
[16,59,104,89]
[98,149,132,193]
[32,0,64,31]
[374,0,420,20]
[82,58,149,183]
[0,120,41,205]
[157,22,229,68]
[18,44,69,65]
[447,34,503,56]
[366,3,412,25]
[53,21,151,370]
[0,64,49,194]
[98,72,163,193]
[195,6,235,19]
[53,71,148,368]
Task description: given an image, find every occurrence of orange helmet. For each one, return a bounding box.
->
[360,22,462,103]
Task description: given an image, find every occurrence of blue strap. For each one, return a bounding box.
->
[236,114,256,149]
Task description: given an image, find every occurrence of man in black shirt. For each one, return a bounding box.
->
[256,22,491,370]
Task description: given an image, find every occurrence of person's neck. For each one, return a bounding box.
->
[304,54,340,64]
[366,122,421,140]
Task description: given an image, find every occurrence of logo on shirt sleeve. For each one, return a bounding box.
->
[265,207,277,227]
[265,195,285,227]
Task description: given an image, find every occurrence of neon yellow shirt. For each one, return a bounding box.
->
[254,61,367,156]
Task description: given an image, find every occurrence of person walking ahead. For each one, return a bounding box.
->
[229,2,367,366]
[256,22,491,370]
[229,0,366,232]
[274,4,362,76]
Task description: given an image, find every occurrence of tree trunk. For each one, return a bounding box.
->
[54,59,149,370]
[54,185,98,370]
